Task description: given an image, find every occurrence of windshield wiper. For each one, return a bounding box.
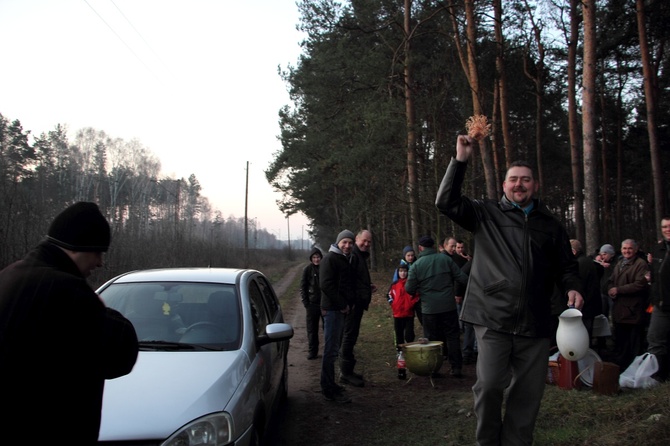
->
[138,340,218,351]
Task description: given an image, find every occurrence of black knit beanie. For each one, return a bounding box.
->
[46,202,111,252]
[418,235,435,248]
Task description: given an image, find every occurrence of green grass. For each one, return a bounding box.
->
[359,270,670,445]
[275,264,670,445]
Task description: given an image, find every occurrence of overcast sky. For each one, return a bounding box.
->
[0,0,309,240]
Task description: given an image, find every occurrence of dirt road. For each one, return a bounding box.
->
[269,265,478,446]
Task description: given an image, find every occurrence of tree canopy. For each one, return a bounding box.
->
[267,0,669,264]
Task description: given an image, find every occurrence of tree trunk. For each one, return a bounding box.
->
[404,0,420,244]
[521,0,546,189]
[636,0,665,232]
[464,0,496,199]
[567,0,585,243]
[493,0,512,172]
[582,0,599,254]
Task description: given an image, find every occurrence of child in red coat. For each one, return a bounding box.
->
[388,263,420,350]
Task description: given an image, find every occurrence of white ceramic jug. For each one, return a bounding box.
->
[556,307,589,361]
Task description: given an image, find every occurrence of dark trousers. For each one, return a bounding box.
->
[614,322,646,371]
[422,310,462,370]
[647,305,670,380]
[393,316,415,348]
[340,302,365,374]
[462,321,477,358]
[321,310,345,394]
[473,325,549,446]
[415,300,423,326]
[305,303,322,357]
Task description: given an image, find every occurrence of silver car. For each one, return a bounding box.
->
[96,268,294,446]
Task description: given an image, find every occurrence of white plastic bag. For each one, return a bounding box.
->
[592,314,612,337]
[619,353,659,389]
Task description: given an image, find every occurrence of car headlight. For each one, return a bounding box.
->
[162,412,233,446]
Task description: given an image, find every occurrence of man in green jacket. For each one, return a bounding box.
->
[405,235,468,377]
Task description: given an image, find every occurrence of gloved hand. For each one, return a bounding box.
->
[387,294,393,304]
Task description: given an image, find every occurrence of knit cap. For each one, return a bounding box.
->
[402,245,414,256]
[336,229,355,245]
[599,244,616,256]
[418,236,435,247]
[46,202,111,252]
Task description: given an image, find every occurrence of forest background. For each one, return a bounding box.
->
[1,0,668,287]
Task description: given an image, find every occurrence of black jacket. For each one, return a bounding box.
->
[436,158,582,338]
[301,247,322,307]
[320,244,357,311]
[575,251,603,319]
[0,241,139,443]
[650,239,669,310]
[352,244,373,310]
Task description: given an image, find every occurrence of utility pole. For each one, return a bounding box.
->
[286,215,291,259]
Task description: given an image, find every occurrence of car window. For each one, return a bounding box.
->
[255,275,280,321]
[248,280,270,337]
[101,282,241,349]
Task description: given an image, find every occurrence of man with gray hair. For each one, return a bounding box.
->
[340,229,377,387]
[607,238,650,371]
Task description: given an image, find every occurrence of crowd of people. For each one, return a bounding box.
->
[298,134,668,446]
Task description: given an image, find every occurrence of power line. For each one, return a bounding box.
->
[108,0,176,79]
[83,0,159,80]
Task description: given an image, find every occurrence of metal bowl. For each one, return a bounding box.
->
[401,341,444,376]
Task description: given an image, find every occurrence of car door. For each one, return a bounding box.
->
[247,275,285,404]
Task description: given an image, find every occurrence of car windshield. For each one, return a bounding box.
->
[101,282,242,351]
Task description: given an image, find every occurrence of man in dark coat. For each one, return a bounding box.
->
[340,229,376,387]
[435,135,583,446]
[647,216,670,381]
[319,229,357,403]
[0,202,139,443]
[607,238,650,371]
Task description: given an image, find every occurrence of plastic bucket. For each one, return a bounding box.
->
[401,341,444,376]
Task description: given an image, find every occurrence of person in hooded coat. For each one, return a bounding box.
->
[0,202,139,443]
[301,246,324,360]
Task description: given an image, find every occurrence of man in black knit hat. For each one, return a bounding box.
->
[0,202,139,443]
